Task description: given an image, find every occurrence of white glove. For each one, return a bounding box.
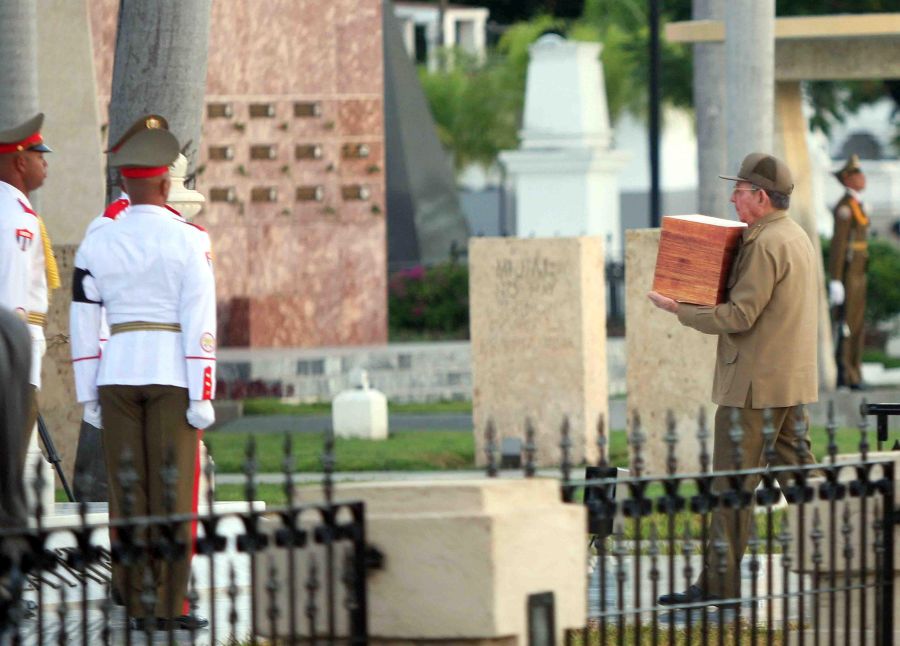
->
[82,400,102,428]
[187,400,215,429]
[829,280,845,306]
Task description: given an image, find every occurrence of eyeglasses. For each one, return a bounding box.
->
[732,187,760,195]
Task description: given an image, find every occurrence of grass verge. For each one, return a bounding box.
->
[204,429,473,473]
[242,397,472,416]
[204,425,863,475]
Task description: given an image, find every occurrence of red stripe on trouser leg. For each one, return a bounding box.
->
[183,429,204,615]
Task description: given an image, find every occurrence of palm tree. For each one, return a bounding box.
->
[106,0,212,199]
[0,0,39,126]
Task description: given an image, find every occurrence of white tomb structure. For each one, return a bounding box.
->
[500,34,629,258]
[332,369,388,440]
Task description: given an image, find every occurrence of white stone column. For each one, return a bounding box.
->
[724,0,774,190]
[693,0,727,218]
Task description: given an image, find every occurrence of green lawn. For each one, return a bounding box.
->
[204,429,473,473]
[863,348,900,370]
[204,424,865,476]
[243,397,472,416]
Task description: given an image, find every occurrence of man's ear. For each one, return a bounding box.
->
[12,153,26,176]
[160,177,172,201]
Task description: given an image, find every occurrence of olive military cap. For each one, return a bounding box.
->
[0,113,52,154]
[719,152,794,195]
[833,153,862,180]
[106,114,169,153]
[109,127,180,178]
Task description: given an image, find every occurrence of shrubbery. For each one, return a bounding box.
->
[388,262,469,339]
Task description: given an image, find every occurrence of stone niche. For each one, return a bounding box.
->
[255,478,587,643]
[625,229,716,476]
[470,237,607,467]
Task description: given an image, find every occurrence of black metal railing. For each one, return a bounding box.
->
[484,398,898,645]
[0,431,369,644]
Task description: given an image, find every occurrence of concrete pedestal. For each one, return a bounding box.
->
[255,478,586,642]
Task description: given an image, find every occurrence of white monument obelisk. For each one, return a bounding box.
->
[499,34,629,258]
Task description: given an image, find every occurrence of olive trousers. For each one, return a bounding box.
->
[99,384,197,619]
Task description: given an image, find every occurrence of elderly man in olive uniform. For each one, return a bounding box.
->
[648,152,819,606]
[829,154,869,390]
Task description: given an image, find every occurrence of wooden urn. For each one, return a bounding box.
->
[652,215,747,306]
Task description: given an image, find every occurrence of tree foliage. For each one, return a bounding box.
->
[418,0,900,171]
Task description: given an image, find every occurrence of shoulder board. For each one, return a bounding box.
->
[103,198,130,220]
[177,219,207,233]
[17,199,37,217]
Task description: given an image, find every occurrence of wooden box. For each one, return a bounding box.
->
[652,215,747,306]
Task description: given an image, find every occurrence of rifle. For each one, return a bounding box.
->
[36,413,76,503]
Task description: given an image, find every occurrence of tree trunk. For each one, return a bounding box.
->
[0,0,39,126]
[692,0,726,219]
[107,0,212,201]
[724,0,774,181]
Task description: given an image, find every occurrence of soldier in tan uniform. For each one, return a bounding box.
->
[649,152,819,606]
[829,154,869,390]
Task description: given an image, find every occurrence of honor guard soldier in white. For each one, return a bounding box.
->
[69,126,215,627]
[0,112,58,435]
[76,114,171,428]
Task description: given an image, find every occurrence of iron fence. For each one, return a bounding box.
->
[2,397,897,645]
[485,398,898,645]
[0,433,369,645]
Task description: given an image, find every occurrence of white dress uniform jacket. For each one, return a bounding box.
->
[70,204,216,404]
[0,180,47,387]
[82,192,131,347]
[81,194,212,358]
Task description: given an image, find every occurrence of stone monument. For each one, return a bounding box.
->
[259,478,587,642]
[625,229,716,475]
[470,237,606,467]
[499,34,629,258]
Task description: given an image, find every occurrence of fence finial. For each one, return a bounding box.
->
[858,397,870,460]
[826,399,838,464]
[596,412,608,467]
[697,406,710,472]
[524,418,536,478]
[485,419,498,477]
[664,409,678,476]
